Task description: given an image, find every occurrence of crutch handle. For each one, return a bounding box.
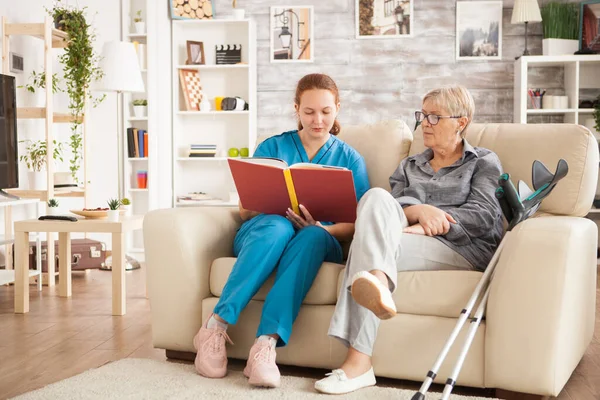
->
[498,173,523,211]
[495,187,513,223]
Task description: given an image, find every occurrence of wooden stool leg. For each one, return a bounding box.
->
[58,232,71,297]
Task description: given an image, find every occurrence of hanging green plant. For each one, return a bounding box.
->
[18,70,63,94]
[46,1,105,184]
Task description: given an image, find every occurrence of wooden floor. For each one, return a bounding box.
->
[0,267,598,400]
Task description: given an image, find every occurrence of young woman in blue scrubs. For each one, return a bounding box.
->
[193,73,370,388]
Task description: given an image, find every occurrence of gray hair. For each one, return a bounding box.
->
[423,85,475,134]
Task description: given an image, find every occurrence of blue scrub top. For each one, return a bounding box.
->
[254,130,371,210]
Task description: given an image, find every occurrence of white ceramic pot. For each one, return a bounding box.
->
[134,22,145,34]
[120,204,131,216]
[232,9,245,20]
[133,106,147,118]
[47,207,59,216]
[27,171,47,190]
[542,39,579,56]
[107,210,120,222]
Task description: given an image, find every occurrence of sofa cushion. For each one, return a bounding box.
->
[337,120,413,191]
[411,123,598,217]
[211,257,483,318]
[210,257,345,305]
[337,269,484,318]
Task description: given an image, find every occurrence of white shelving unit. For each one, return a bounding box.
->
[121,0,158,253]
[514,55,600,222]
[514,55,600,125]
[171,19,257,207]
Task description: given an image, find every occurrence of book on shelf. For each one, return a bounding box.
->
[127,128,149,158]
[228,158,358,223]
[189,144,216,157]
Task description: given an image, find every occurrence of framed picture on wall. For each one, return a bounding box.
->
[356,0,414,39]
[270,6,314,63]
[456,1,503,60]
[169,0,214,20]
[186,41,205,65]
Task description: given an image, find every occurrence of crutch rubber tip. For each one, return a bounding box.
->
[411,393,425,400]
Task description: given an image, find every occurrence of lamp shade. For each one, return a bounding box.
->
[511,0,542,24]
[94,41,145,93]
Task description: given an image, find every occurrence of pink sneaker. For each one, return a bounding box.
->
[243,339,281,388]
[193,315,233,378]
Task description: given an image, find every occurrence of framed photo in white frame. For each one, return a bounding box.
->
[270,6,314,63]
[356,0,414,39]
[456,1,503,60]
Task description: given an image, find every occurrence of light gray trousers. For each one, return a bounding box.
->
[328,188,474,356]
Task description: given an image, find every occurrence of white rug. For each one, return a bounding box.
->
[13,358,498,400]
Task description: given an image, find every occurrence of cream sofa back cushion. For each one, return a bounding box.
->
[257,120,413,192]
[411,123,598,217]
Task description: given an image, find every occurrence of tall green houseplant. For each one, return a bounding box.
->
[47,1,104,184]
[540,2,579,40]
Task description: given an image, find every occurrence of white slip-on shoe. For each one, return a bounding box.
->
[314,367,376,395]
[351,271,397,320]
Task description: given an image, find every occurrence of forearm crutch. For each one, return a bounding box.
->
[411,159,568,400]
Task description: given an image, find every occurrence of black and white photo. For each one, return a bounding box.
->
[456,1,502,60]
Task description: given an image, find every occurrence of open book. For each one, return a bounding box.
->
[228,158,358,223]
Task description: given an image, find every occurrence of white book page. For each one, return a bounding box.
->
[238,157,288,169]
[290,162,348,170]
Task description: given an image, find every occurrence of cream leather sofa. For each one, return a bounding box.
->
[144,121,598,397]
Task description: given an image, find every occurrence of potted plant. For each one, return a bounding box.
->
[19,140,64,190]
[132,99,148,118]
[133,10,145,34]
[47,1,105,184]
[120,197,131,215]
[47,198,59,215]
[540,2,579,56]
[107,198,121,222]
[232,0,245,20]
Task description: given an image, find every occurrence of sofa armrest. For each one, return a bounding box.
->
[143,206,241,351]
[485,216,597,396]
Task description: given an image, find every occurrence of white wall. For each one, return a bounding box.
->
[0,0,121,251]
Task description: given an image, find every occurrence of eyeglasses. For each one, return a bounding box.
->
[415,111,462,126]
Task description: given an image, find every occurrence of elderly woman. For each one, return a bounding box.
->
[315,85,503,395]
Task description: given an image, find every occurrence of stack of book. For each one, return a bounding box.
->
[189,144,216,157]
[127,128,148,158]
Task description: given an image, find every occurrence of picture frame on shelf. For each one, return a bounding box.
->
[456,1,503,60]
[186,41,205,65]
[169,0,214,20]
[356,0,413,39]
[270,6,314,63]
[179,69,204,111]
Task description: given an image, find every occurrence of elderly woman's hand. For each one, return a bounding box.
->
[408,204,457,236]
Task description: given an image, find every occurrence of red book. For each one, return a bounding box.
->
[228,158,358,223]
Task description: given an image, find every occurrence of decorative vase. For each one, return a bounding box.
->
[542,39,579,56]
[232,9,245,20]
[27,171,47,191]
[133,106,147,118]
[134,22,145,34]
[107,210,120,222]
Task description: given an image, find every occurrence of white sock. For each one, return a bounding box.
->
[207,315,228,330]
[257,335,277,347]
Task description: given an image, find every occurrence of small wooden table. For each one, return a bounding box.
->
[13,215,144,316]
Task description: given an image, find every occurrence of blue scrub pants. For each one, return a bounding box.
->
[213,214,343,347]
